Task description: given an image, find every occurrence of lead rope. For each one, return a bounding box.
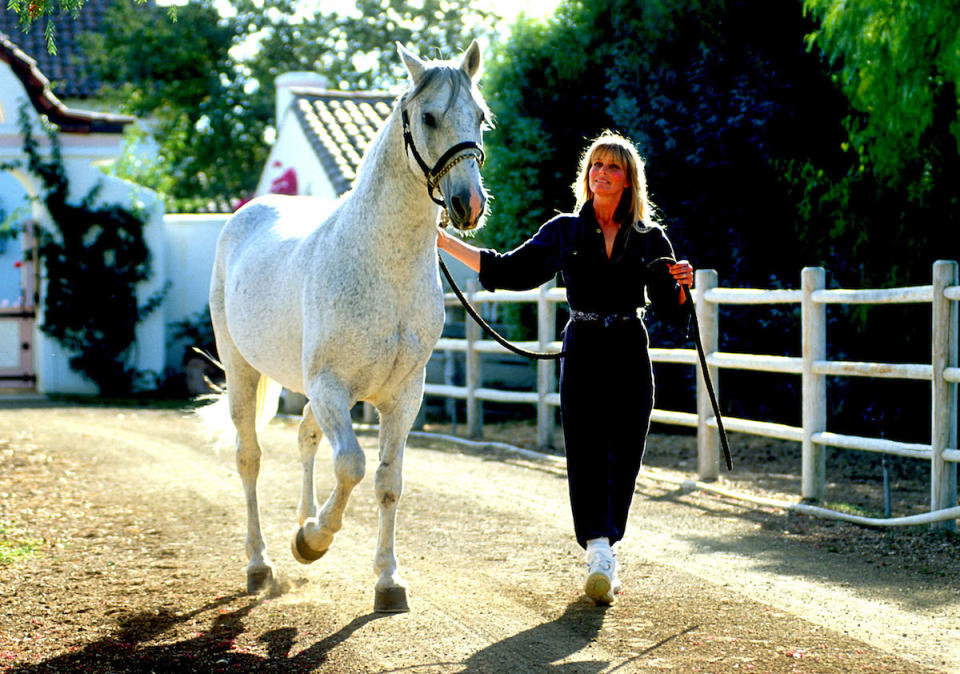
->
[688,290,733,469]
[438,255,565,360]
[649,256,733,470]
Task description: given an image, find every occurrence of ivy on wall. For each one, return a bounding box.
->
[6,108,164,394]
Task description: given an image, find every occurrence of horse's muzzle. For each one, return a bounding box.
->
[446,189,485,231]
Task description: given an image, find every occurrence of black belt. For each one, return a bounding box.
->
[569,309,640,327]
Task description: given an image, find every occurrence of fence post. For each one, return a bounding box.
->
[537,279,557,449]
[801,267,826,503]
[931,260,958,530]
[695,269,719,481]
[465,279,482,438]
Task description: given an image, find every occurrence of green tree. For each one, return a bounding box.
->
[771,2,960,441]
[236,0,498,91]
[803,0,960,180]
[478,7,610,254]
[83,0,496,211]
[791,0,960,290]
[82,0,265,211]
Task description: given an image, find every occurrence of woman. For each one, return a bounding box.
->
[438,132,693,604]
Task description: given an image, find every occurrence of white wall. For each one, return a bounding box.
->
[34,172,167,394]
[163,213,229,368]
[1,63,166,393]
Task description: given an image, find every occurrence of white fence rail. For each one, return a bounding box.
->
[424,261,959,526]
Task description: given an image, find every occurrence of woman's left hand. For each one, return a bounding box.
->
[668,260,694,286]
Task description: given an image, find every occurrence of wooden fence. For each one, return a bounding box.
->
[423,260,959,525]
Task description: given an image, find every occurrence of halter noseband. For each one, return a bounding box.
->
[401,108,485,208]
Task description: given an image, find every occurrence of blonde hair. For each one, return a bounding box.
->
[573,131,657,230]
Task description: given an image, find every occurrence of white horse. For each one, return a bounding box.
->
[208,41,488,612]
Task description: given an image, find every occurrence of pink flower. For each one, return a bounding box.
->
[13,261,22,268]
[270,167,298,195]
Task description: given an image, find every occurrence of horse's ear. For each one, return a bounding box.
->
[397,42,425,82]
[460,40,482,80]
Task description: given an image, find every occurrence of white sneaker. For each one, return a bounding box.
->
[584,539,616,604]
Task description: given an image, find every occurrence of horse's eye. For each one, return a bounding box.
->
[422,112,437,128]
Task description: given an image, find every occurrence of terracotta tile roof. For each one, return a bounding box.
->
[0,32,133,133]
[292,90,396,196]
[0,0,110,99]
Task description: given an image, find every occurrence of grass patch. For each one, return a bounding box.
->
[0,524,42,566]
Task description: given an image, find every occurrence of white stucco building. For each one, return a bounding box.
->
[0,33,167,394]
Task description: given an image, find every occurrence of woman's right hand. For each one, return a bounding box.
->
[436,226,482,272]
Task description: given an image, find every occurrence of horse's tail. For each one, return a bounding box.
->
[194,352,283,449]
[254,376,284,432]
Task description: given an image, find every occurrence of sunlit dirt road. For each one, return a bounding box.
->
[1,405,957,672]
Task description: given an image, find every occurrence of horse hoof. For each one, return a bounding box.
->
[247,566,274,594]
[291,526,327,564]
[374,586,410,613]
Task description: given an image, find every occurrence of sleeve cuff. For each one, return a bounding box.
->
[477,249,499,292]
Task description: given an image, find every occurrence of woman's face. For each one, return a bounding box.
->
[588,151,629,202]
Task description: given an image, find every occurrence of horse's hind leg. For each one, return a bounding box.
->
[295,402,323,526]
[290,401,327,563]
[292,378,365,564]
[220,342,275,594]
[371,379,423,613]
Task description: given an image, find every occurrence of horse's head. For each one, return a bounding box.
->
[398,41,490,232]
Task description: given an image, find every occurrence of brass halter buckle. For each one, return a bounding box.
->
[401,108,485,209]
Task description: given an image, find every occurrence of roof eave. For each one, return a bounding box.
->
[1,32,135,134]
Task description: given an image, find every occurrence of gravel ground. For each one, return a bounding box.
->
[1,403,958,672]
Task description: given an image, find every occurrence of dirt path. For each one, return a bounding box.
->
[1,405,958,672]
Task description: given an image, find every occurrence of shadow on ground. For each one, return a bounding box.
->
[11,595,639,672]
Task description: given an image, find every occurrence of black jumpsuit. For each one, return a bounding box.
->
[478,201,686,548]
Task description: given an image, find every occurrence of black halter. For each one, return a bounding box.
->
[401,108,485,208]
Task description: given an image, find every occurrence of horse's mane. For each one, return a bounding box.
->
[398,65,492,123]
[348,63,492,194]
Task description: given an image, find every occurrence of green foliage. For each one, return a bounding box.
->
[6,0,100,54]
[0,523,41,566]
[803,0,960,180]
[14,109,164,395]
[478,7,611,253]
[792,0,960,291]
[237,0,499,92]
[6,0,175,53]
[171,307,217,363]
[79,0,495,211]
[82,0,263,212]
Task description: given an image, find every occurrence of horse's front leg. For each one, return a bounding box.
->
[292,379,365,564]
[371,377,423,613]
